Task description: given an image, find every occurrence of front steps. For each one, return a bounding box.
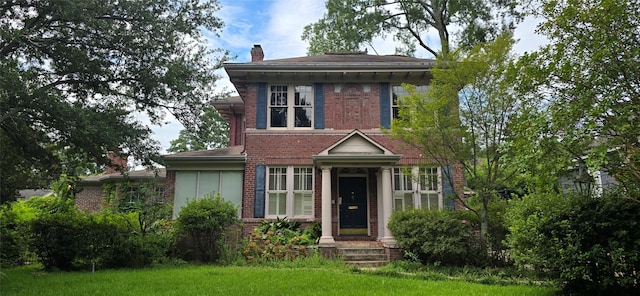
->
[336,241,388,267]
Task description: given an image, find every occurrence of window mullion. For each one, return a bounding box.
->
[288,87,294,129]
[287,166,294,217]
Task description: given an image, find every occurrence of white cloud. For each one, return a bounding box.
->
[513,16,548,55]
[259,0,325,59]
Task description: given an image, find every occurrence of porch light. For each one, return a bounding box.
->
[575,160,593,195]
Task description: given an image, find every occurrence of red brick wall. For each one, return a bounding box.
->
[75,185,103,212]
[236,82,466,234]
[164,170,176,207]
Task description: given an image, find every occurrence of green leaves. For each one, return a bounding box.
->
[513,0,640,196]
[302,0,522,56]
[167,107,229,153]
[0,0,228,201]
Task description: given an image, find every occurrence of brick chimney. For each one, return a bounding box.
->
[105,151,127,174]
[251,44,264,62]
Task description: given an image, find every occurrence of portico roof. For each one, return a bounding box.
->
[313,130,401,166]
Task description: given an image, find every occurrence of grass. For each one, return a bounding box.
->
[1,262,556,296]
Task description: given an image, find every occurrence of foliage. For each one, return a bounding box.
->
[0,0,229,202]
[243,219,321,263]
[50,174,78,202]
[388,34,521,244]
[29,201,171,270]
[0,196,62,266]
[388,209,486,266]
[102,179,172,237]
[302,0,523,57]
[511,0,640,197]
[506,190,640,295]
[167,106,229,153]
[174,195,240,263]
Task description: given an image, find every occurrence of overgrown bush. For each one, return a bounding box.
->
[243,218,320,263]
[174,195,240,263]
[388,209,486,266]
[507,190,640,295]
[30,200,171,270]
[0,196,67,266]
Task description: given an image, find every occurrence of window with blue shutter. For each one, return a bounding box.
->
[314,83,324,129]
[379,82,391,128]
[254,164,266,217]
[442,165,455,210]
[256,83,267,129]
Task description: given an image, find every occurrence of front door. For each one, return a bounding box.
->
[339,176,368,235]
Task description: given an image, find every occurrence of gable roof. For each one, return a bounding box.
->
[313,130,401,165]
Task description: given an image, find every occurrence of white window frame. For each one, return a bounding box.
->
[393,166,442,211]
[391,85,429,120]
[268,85,313,129]
[266,166,314,218]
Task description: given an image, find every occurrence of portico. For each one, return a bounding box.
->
[313,130,400,245]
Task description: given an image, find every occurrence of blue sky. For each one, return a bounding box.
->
[149,0,548,155]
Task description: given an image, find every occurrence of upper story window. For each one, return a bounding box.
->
[269,85,313,129]
[393,166,441,211]
[392,85,429,119]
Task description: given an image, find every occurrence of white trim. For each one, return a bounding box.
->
[265,165,315,219]
[267,84,314,130]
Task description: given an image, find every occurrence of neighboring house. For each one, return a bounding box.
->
[162,45,465,255]
[559,160,619,197]
[76,167,167,212]
[18,189,53,200]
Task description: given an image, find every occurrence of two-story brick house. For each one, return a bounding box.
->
[163,45,465,255]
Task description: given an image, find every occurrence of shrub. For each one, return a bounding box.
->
[0,206,25,266]
[506,190,640,295]
[31,207,90,270]
[0,196,72,266]
[242,219,320,263]
[30,203,171,270]
[388,209,486,266]
[174,195,240,263]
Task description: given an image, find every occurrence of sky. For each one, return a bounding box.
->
[149,0,549,154]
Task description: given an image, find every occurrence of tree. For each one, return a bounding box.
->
[167,106,229,153]
[388,34,520,245]
[301,0,522,57]
[0,0,228,202]
[511,0,640,198]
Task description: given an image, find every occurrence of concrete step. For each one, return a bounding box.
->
[337,245,389,267]
[345,260,388,268]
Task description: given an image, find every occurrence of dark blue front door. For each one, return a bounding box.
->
[339,177,368,234]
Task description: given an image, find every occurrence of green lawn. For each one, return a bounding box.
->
[1,265,556,296]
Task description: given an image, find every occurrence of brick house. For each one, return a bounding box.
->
[162,45,465,256]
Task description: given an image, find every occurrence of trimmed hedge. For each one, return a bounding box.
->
[388,209,486,266]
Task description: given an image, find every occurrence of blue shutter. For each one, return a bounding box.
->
[442,165,455,210]
[379,82,391,128]
[256,83,267,129]
[314,83,324,129]
[254,164,266,218]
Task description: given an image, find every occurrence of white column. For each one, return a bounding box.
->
[380,166,396,244]
[319,166,335,245]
